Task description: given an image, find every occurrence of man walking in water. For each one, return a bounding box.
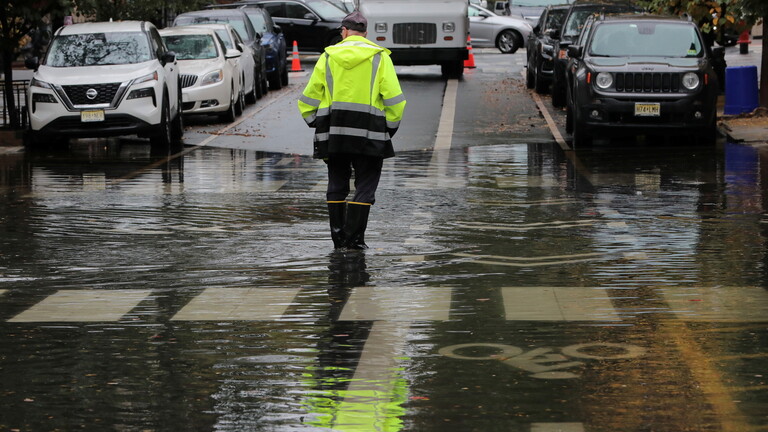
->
[298,11,406,249]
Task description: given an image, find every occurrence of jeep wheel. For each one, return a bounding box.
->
[571,109,592,149]
[534,63,548,94]
[150,94,172,148]
[497,30,521,54]
[526,63,535,89]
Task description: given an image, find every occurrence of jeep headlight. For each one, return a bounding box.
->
[201,70,224,86]
[595,72,613,89]
[443,22,455,33]
[682,72,700,90]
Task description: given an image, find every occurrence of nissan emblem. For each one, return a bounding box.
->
[86,88,98,100]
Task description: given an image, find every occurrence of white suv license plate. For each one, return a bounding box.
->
[634,103,660,117]
[81,110,105,123]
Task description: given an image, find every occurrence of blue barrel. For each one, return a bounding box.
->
[724,65,759,115]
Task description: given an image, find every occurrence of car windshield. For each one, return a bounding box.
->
[589,22,703,57]
[244,10,270,34]
[46,32,151,67]
[175,15,252,42]
[305,0,347,20]
[213,29,235,49]
[162,34,219,60]
[544,8,567,29]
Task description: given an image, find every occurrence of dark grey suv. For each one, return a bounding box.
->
[564,14,720,147]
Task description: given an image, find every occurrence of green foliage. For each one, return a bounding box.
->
[75,0,213,27]
[644,0,754,41]
[0,0,70,51]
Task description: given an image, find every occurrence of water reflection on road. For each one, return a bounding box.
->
[1,137,767,431]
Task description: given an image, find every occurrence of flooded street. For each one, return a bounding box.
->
[1,48,767,431]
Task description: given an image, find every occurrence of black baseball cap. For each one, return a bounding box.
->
[342,11,367,32]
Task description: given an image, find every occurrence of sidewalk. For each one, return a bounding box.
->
[718,42,768,145]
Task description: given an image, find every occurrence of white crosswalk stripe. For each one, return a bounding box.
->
[8,290,151,322]
[171,287,300,321]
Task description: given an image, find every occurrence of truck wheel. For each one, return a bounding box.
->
[441,61,464,79]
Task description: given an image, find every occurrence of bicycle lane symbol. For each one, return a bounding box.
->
[438,342,647,379]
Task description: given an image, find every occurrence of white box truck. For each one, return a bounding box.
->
[357,0,469,78]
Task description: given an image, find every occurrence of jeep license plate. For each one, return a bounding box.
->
[634,103,660,117]
[81,110,105,123]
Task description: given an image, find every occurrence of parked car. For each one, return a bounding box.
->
[186,23,260,103]
[468,4,533,53]
[507,0,573,26]
[236,7,289,89]
[25,21,183,147]
[526,3,569,93]
[564,14,720,147]
[172,9,269,98]
[550,0,642,107]
[160,27,244,122]
[224,0,345,53]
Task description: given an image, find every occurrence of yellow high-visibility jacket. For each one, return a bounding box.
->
[298,36,406,159]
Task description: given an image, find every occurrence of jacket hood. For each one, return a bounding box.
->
[324,36,390,70]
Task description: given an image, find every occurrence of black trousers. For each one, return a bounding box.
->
[326,154,383,204]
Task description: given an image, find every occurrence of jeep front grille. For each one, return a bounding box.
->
[392,23,437,45]
[62,83,122,105]
[180,74,198,89]
[614,73,681,93]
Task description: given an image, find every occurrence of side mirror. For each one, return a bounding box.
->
[479,12,491,19]
[303,13,318,23]
[161,51,176,65]
[225,48,242,59]
[567,45,582,58]
[254,32,262,41]
[274,25,282,34]
[545,28,560,39]
[25,56,39,70]
[237,42,245,52]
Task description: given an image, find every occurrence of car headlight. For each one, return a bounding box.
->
[443,22,455,33]
[595,72,613,89]
[30,77,53,89]
[375,22,387,33]
[134,71,159,84]
[682,72,700,90]
[542,43,553,55]
[201,70,224,86]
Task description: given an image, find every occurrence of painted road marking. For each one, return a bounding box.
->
[496,175,558,188]
[661,286,768,321]
[470,198,581,207]
[434,79,458,151]
[8,290,151,322]
[454,252,611,267]
[339,287,451,321]
[454,219,601,231]
[503,287,621,321]
[171,287,300,321]
[532,423,585,432]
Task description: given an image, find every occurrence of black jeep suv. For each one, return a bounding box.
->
[550,0,641,107]
[564,14,720,147]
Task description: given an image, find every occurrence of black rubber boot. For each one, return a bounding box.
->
[327,201,346,249]
[342,203,371,249]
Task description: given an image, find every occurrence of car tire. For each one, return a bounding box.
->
[534,63,548,94]
[254,68,264,99]
[280,62,289,86]
[526,63,535,89]
[571,107,592,149]
[261,69,269,96]
[235,86,245,116]
[497,30,521,54]
[170,85,184,145]
[221,88,237,123]
[246,74,258,104]
[150,93,172,148]
[268,70,282,90]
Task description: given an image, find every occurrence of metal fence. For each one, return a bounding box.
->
[0,80,29,129]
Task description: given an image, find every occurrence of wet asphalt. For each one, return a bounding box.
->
[0,46,767,431]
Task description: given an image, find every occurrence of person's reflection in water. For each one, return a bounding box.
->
[327,249,370,321]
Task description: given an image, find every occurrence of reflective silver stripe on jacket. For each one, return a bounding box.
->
[299,94,321,107]
[325,53,333,99]
[383,94,406,106]
[330,126,389,141]
[333,101,386,117]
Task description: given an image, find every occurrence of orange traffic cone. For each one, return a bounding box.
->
[464,35,476,68]
[290,40,304,72]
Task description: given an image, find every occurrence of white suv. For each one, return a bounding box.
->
[26,21,183,147]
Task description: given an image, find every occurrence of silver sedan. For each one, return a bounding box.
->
[469,4,533,54]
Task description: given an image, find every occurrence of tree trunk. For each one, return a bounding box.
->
[761,20,768,108]
[2,48,19,129]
